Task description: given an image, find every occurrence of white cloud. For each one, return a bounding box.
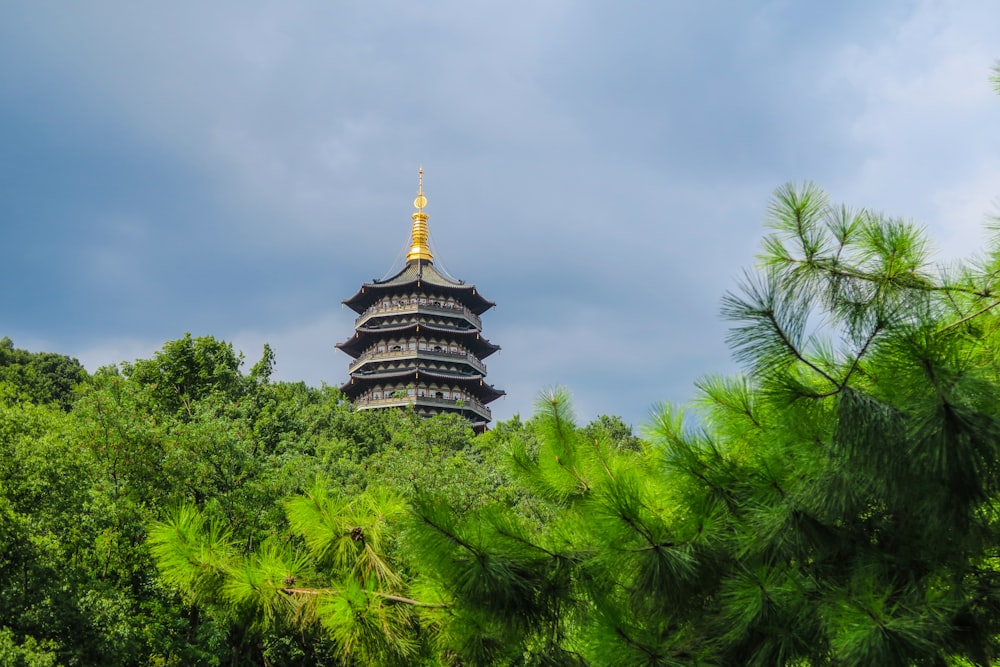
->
[931,160,1000,261]
[822,0,1000,257]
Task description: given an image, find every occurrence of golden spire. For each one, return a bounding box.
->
[406,167,433,263]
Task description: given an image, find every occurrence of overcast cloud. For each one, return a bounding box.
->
[1,1,998,428]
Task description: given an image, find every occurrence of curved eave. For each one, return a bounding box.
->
[354,396,492,427]
[336,323,500,359]
[356,321,479,336]
[342,261,495,315]
[342,369,504,402]
[351,351,486,375]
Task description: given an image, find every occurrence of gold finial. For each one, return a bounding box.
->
[414,167,427,212]
[407,167,433,263]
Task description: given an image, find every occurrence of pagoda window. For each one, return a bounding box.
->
[418,389,425,397]
[408,341,416,350]
[373,392,381,400]
[433,345,443,352]
[377,345,386,353]
[435,391,444,399]
[390,345,402,352]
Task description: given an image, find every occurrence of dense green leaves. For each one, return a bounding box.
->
[0,337,87,410]
[146,182,1000,666]
[0,332,553,664]
[7,173,1000,665]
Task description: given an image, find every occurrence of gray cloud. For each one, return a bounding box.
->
[1,1,998,427]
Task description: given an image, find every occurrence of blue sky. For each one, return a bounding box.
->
[2,1,998,429]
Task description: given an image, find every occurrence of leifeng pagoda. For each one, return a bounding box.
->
[336,170,504,430]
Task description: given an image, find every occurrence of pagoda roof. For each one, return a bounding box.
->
[343,260,495,315]
[336,322,500,359]
[341,368,505,403]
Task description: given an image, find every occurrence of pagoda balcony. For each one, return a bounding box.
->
[354,301,482,329]
[354,394,492,421]
[348,348,487,375]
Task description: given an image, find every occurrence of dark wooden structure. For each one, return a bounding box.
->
[336,171,503,429]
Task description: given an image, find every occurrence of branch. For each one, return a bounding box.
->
[835,321,884,392]
[553,454,591,493]
[418,513,481,556]
[281,587,448,608]
[614,627,660,660]
[763,309,839,388]
[493,528,562,559]
[936,298,1000,334]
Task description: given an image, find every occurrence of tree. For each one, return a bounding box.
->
[120,333,249,418]
[58,337,334,664]
[0,384,111,663]
[0,337,87,410]
[152,183,1000,665]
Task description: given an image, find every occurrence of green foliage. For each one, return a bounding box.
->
[0,331,532,664]
[9,165,1000,665]
[581,414,642,452]
[0,627,59,667]
[0,337,87,410]
[148,183,1000,666]
[151,481,422,664]
[674,182,1000,665]
[0,335,367,664]
[120,333,250,418]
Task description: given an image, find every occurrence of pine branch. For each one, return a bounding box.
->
[936,298,1000,334]
[281,587,447,608]
[493,527,562,560]
[762,308,839,387]
[781,255,992,299]
[836,320,885,392]
[614,626,661,661]
[417,512,481,557]
[553,454,591,494]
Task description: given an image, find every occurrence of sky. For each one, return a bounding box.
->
[1,1,998,429]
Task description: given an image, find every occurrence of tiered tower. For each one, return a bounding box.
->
[336,170,504,430]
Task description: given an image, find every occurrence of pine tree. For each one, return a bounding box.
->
[150,183,1000,665]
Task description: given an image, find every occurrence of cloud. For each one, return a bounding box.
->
[821,0,1000,257]
[2,1,998,429]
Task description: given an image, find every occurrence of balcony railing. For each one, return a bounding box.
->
[348,348,487,375]
[355,301,481,329]
[354,395,491,420]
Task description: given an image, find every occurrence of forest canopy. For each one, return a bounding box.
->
[4,180,1000,665]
